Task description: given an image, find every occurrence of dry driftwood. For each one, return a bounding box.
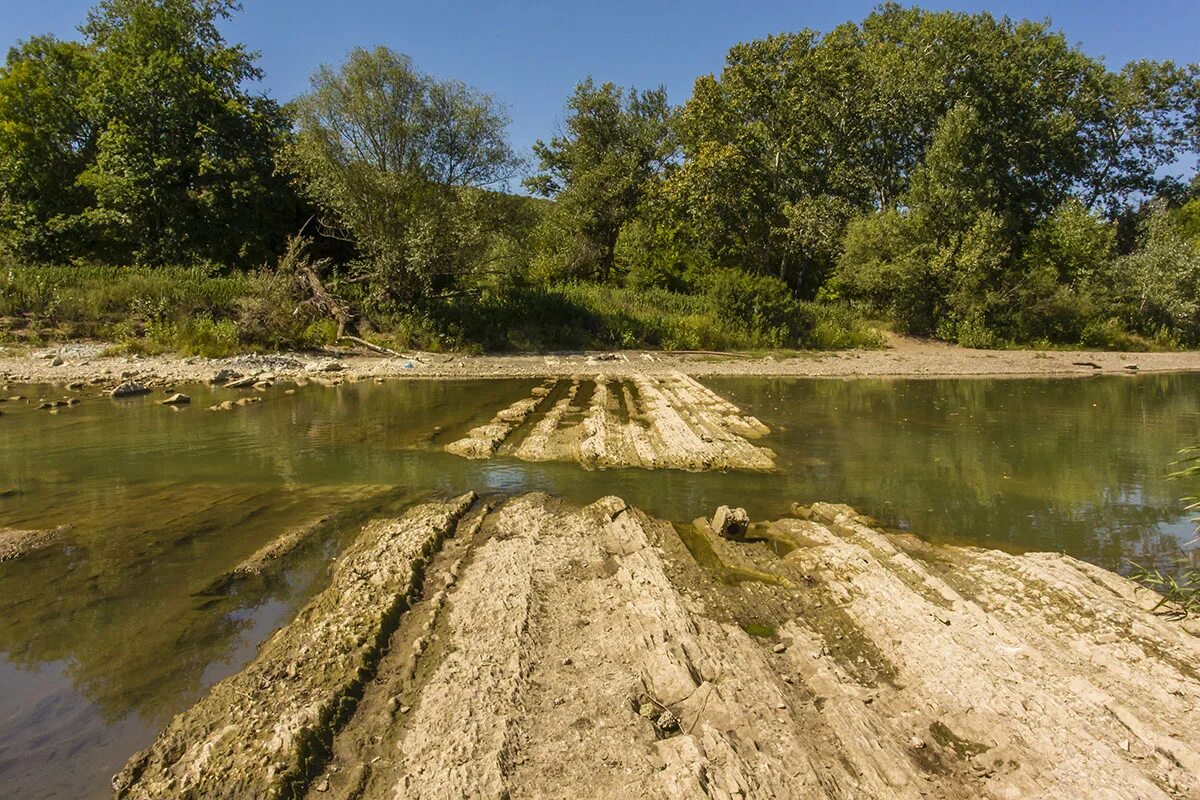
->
[336,335,423,362]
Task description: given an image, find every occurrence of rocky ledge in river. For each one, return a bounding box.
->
[442,371,775,472]
[113,494,1199,800]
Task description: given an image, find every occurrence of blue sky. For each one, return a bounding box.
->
[5,0,1199,163]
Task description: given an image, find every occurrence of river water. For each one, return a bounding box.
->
[1,373,1197,797]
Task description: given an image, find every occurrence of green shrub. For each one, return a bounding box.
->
[704,269,807,347]
[421,279,877,352]
[1,260,879,354]
[614,219,707,293]
[804,302,886,349]
[1079,318,1153,350]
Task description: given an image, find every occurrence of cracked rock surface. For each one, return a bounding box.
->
[114,494,1200,800]
[442,372,775,472]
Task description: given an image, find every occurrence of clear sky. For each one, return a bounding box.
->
[5,0,1199,165]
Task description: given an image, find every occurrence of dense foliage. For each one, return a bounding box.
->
[2,0,1199,351]
[0,0,291,269]
[287,47,522,312]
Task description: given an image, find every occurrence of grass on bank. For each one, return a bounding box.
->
[0,263,884,356]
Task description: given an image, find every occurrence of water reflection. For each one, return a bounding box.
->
[709,375,1200,572]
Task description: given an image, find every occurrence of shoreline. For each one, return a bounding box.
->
[3,338,1200,388]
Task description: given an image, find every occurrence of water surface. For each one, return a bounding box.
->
[1,373,1197,797]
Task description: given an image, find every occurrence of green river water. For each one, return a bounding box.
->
[1,373,1198,798]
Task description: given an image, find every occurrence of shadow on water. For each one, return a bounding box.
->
[0,372,1198,796]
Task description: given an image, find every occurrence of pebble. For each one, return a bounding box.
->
[773,642,788,653]
[910,735,926,750]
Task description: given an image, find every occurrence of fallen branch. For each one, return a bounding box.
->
[337,335,423,362]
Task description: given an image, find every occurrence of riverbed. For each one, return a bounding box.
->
[1,373,1198,797]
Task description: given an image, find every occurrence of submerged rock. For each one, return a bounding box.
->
[0,526,65,561]
[160,393,190,405]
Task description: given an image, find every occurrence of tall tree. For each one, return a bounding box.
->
[79,0,290,266]
[287,47,520,309]
[525,79,675,280]
[665,4,1198,296]
[0,36,97,262]
[664,30,873,292]
[1076,60,1200,214]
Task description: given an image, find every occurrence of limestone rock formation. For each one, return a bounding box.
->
[114,494,1200,800]
[112,494,475,800]
[442,372,775,472]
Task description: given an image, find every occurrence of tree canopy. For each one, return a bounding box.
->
[2,1,1199,351]
[525,79,675,281]
[287,46,521,309]
[0,0,290,268]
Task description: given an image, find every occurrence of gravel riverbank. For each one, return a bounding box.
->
[3,336,1200,389]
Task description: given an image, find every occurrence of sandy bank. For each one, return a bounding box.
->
[3,336,1200,389]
